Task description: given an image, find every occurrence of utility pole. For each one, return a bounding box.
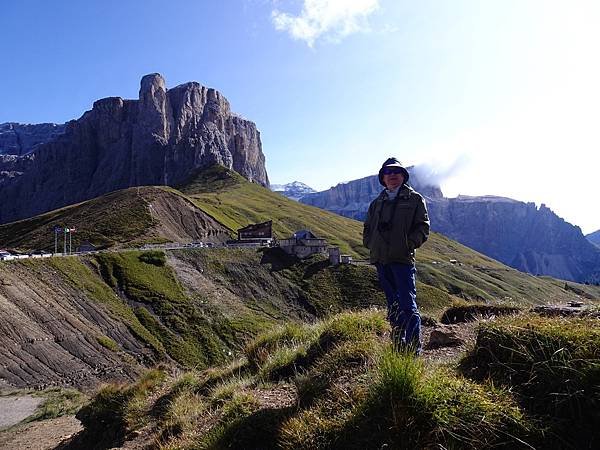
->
[64,228,68,254]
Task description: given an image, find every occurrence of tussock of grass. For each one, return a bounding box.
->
[210,376,254,406]
[246,311,386,383]
[316,310,387,348]
[96,335,120,352]
[75,368,166,448]
[258,346,310,381]
[460,314,600,447]
[441,301,521,324]
[25,388,87,422]
[159,391,207,440]
[194,358,250,394]
[245,323,318,369]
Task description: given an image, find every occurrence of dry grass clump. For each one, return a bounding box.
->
[441,301,521,324]
[280,349,534,449]
[74,368,167,448]
[460,314,600,448]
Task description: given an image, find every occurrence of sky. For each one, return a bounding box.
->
[1,0,599,233]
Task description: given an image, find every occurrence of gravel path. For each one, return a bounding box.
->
[0,395,43,430]
[0,415,82,450]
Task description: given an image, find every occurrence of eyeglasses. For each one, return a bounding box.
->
[381,167,403,175]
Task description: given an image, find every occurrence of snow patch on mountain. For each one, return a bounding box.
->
[270,181,317,201]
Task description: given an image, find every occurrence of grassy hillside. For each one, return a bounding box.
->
[71,308,600,449]
[2,163,599,311]
[0,188,164,251]
[177,165,600,307]
[0,186,230,252]
[178,165,368,257]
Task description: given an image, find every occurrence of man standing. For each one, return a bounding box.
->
[363,157,430,354]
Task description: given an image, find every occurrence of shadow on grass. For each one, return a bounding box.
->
[259,247,299,272]
[210,405,297,450]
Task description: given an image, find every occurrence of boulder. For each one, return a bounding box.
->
[427,324,465,349]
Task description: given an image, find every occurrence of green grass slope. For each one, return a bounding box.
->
[0,185,231,252]
[0,188,158,251]
[72,308,600,449]
[3,163,599,310]
[177,165,600,308]
[178,165,368,257]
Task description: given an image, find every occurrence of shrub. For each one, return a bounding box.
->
[138,250,166,267]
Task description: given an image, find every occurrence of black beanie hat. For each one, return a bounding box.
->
[378,157,409,187]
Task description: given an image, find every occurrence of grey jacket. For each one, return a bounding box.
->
[362,185,430,265]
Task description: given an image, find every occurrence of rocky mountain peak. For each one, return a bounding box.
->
[0,74,269,224]
[140,72,166,94]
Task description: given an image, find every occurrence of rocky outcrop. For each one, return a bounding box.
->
[0,262,153,389]
[0,122,66,156]
[0,74,268,224]
[0,154,35,186]
[300,171,443,220]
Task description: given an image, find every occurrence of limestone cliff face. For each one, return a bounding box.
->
[300,171,443,221]
[427,196,600,283]
[0,74,268,224]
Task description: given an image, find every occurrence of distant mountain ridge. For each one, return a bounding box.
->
[427,196,600,283]
[587,230,600,248]
[300,172,443,220]
[270,181,316,200]
[0,73,268,225]
[0,122,66,156]
[298,172,600,283]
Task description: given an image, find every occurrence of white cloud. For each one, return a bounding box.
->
[272,0,379,47]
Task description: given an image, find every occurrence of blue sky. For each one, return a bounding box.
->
[1,1,599,233]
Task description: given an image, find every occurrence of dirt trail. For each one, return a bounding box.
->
[0,415,82,450]
[0,396,43,430]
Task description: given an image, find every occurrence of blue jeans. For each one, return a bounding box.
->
[376,263,421,354]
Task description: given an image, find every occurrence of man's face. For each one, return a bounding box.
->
[382,167,405,190]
